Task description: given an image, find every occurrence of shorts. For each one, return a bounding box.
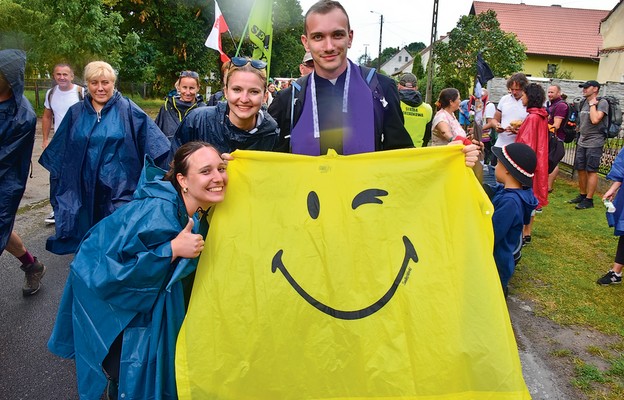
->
[574,146,602,172]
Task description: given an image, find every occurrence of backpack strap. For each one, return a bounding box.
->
[48,84,85,108]
[359,65,379,91]
[47,85,57,108]
[290,80,302,136]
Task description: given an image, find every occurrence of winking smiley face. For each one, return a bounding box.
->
[272,188,419,320]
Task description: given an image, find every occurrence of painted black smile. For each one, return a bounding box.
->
[271,236,418,320]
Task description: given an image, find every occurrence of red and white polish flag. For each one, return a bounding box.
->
[205,0,230,62]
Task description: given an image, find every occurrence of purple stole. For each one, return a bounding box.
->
[291,60,375,155]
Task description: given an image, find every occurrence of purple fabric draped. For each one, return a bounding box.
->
[291,61,375,155]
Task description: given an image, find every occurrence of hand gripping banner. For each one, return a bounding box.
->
[176,146,530,399]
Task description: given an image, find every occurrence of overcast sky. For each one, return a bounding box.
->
[298,0,619,60]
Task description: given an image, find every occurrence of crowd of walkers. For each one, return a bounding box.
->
[2,0,622,398]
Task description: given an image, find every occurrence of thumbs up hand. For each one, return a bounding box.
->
[171,218,205,260]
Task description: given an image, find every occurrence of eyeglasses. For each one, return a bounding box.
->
[301,60,314,68]
[230,57,267,70]
[180,71,199,79]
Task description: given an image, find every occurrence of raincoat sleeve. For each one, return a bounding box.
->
[607,148,624,182]
[169,108,205,159]
[128,99,171,166]
[72,200,183,314]
[38,103,78,178]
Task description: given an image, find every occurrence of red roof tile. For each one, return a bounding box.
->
[471,1,609,60]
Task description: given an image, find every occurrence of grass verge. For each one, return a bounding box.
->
[514,174,624,397]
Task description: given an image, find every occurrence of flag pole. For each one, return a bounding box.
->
[235,20,250,57]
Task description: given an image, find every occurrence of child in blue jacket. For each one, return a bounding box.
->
[484,143,538,296]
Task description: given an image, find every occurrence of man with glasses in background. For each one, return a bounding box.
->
[492,73,529,150]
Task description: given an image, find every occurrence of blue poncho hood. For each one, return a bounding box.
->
[0,49,26,108]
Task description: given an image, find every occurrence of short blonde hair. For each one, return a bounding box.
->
[83,61,117,84]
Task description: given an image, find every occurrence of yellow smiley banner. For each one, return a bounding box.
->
[176,147,530,399]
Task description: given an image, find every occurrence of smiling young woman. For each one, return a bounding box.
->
[170,57,278,156]
[48,141,228,400]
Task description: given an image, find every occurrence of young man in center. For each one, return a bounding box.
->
[267,0,479,165]
[269,0,413,155]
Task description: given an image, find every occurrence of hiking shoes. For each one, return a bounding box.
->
[20,257,46,296]
[575,198,594,210]
[597,270,622,285]
[568,194,587,204]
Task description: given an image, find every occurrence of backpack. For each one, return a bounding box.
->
[562,100,579,143]
[599,95,622,139]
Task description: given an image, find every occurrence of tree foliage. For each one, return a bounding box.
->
[1,0,123,76]
[432,10,526,98]
[0,0,316,95]
[411,53,425,80]
[264,0,305,78]
[406,42,426,55]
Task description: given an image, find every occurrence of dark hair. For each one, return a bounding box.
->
[304,0,350,35]
[506,73,528,90]
[524,83,546,109]
[435,88,460,110]
[163,142,221,193]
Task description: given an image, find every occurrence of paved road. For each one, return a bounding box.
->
[0,129,568,399]
[0,207,77,399]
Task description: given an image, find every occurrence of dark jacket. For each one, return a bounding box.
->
[267,66,413,153]
[0,49,37,254]
[154,95,206,140]
[170,101,279,155]
[48,158,207,399]
[39,91,171,254]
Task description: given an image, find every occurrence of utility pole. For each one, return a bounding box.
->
[425,0,439,103]
[370,11,383,71]
[363,44,369,65]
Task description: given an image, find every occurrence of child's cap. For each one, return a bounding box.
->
[491,143,537,187]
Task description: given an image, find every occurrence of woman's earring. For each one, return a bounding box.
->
[183,187,188,193]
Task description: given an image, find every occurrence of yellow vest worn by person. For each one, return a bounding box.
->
[401,101,433,147]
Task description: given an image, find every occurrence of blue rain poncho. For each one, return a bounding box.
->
[48,158,207,399]
[0,49,37,254]
[39,91,170,254]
